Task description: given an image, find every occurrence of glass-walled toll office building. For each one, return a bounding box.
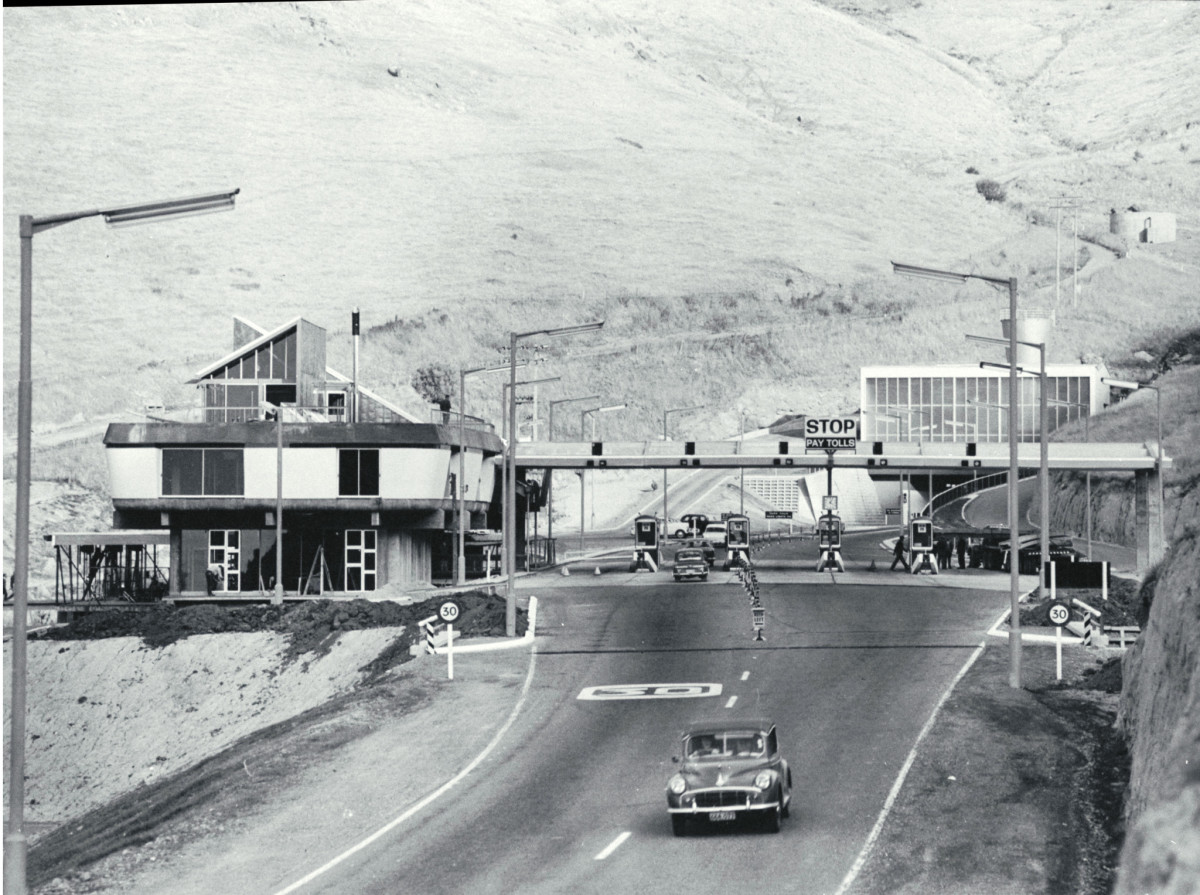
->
[859,363,1109,444]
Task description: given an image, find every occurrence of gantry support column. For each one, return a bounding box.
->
[1135,467,1165,568]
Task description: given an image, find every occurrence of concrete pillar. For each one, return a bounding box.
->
[1135,468,1165,568]
[169,528,183,596]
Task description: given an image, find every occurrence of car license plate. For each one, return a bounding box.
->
[709,811,737,822]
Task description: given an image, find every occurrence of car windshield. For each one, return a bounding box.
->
[685,731,766,759]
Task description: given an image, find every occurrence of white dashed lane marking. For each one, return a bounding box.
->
[740,671,750,681]
[595,831,632,861]
[725,695,738,708]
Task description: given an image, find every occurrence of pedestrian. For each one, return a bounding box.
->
[205,560,225,595]
[957,536,967,569]
[890,534,909,572]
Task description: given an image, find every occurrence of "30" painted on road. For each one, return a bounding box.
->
[577,683,724,701]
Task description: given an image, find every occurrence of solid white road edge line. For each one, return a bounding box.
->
[594,831,632,861]
[833,640,986,895]
[273,646,540,895]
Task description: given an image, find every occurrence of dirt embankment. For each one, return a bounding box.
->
[3,594,521,839]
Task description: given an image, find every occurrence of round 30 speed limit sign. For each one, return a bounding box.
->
[439,600,461,624]
[1048,601,1070,627]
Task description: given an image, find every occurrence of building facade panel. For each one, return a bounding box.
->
[107,447,160,500]
[379,446,452,501]
[859,363,1106,444]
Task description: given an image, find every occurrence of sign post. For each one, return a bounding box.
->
[1048,601,1070,680]
[439,600,461,680]
[805,420,855,573]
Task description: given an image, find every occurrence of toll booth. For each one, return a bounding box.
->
[909,517,938,575]
[630,514,662,572]
[722,514,751,570]
[815,513,845,573]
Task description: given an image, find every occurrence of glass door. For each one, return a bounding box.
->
[208,529,240,592]
[344,529,377,591]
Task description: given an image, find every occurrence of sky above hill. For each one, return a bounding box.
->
[4,1,1198,423]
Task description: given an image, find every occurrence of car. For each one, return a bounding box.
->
[673,548,709,581]
[679,538,716,566]
[674,513,709,539]
[702,522,727,547]
[666,718,792,835]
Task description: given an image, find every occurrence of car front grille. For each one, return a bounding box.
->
[692,789,752,809]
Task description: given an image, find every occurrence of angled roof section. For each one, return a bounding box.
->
[192,315,422,423]
[188,316,303,384]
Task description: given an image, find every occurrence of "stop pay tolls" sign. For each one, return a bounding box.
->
[804,417,858,451]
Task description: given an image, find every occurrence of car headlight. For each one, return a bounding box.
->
[754,770,774,790]
[668,774,687,795]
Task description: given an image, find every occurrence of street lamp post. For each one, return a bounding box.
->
[578,403,626,545]
[884,405,933,512]
[974,334,1049,599]
[739,409,747,516]
[663,405,704,535]
[503,375,561,576]
[457,363,522,586]
[894,261,1023,688]
[502,376,561,442]
[547,396,600,547]
[505,322,604,636]
[7,189,240,895]
[864,408,908,532]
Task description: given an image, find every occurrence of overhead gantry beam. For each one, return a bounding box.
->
[515,440,1169,473]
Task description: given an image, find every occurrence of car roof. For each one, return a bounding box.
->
[677,548,704,557]
[683,718,774,736]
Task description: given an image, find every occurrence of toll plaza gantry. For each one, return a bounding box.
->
[515,437,1171,565]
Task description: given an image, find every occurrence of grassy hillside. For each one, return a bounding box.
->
[4,0,1199,449]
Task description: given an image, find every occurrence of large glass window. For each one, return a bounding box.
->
[338,449,380,496]
[203,383,259,422]
[163,448,244,495]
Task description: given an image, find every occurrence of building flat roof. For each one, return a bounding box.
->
[48,530,170,546]
[103,422,504,454]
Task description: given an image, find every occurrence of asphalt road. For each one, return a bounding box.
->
[297,535,1010,895]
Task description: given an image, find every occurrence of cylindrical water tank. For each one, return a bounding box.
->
[1110,210,1176,244]
[1001,312,1054,366]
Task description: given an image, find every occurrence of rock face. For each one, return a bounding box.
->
[1049,471,1137,547]
[1114,525,1200,895]
[1049,466,1200,894]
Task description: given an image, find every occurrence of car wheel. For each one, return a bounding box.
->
[701,574,708,581]
[762,801,782,833]
[671,815,689,837]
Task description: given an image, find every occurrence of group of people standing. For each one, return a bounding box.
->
[890,534,971,571]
